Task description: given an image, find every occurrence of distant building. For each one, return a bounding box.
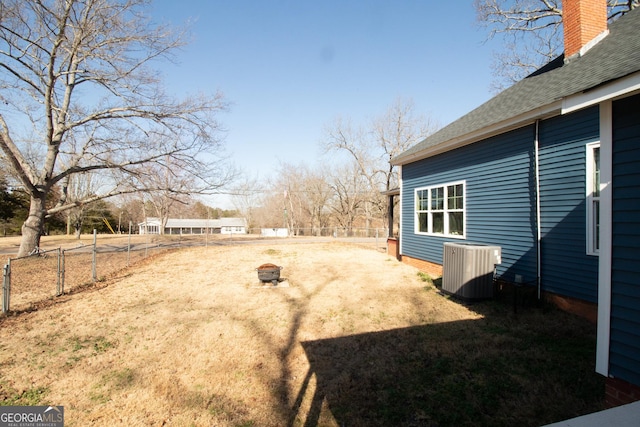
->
[138,217,247,235]
[260,228,289,237]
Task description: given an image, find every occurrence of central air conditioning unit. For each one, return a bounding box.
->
[442,242,501,300]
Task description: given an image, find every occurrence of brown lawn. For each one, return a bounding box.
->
[0,240,602,426]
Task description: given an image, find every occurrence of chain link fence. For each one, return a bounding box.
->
[2,232,163,314]
[248,227,387,238]
[2,228,388,313]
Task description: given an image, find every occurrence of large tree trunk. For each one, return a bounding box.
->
[17,195,46,257]
[160,215,168,235]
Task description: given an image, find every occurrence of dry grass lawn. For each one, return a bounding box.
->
[0,241,602,426]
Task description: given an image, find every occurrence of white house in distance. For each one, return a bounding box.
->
[138,217,247,235]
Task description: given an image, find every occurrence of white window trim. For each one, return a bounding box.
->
[586,141,600,256]
[414,180,466,239]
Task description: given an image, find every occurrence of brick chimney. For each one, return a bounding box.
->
[562,0,608,60]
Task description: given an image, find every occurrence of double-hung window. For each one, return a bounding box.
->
[415,181,465,237]
[586,142,600,255]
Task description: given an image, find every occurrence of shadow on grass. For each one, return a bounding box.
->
[293,301,603,427]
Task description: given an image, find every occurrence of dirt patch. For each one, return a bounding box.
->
[0,241,602,426]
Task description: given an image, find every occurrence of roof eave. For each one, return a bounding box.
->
[562,70,640,114]
[381,188,400,196]
[391,100,562,166]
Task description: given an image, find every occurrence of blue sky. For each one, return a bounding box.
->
[150,1,499,207]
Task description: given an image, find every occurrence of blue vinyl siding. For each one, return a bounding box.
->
[400,107,599,300]
[537,106,600,302]
[610,93,640,387]
[401,125,538,283]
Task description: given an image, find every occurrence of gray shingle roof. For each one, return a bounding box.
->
[392,7,640,165]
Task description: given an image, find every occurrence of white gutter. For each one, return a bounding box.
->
[398,165,403,256]
[534,120,542,299]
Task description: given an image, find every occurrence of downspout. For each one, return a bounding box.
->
[534,120,542,299]
[398,165,403,258]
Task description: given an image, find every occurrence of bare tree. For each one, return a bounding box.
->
[229,174,266,231]
[302,168,332,236]
[111,194,143,233]
[322,97,438,232]
[61,171,105,237]
[181,201,227,220]
[327,162,366,234]
[0,0,232,256]
[276,163,332,236]
[136,159,196,234]
[244,162,333,235]
[277,163,307,236]
[475,0,639,91]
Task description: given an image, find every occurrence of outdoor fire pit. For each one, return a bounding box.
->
[256,263,282,285]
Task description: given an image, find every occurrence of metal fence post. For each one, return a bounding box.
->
[3,259,11,313]
[56,248,62,296]
[92,229,97,282]
[127,221,132,267]
[60,249,65,296]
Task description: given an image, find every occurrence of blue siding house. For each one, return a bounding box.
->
[392,0,640,407]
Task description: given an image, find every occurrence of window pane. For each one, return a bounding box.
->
[431,187,444,210]
[594,200,600,250]
[418,213,428,232]
[449,212,464,235]
[416,190,429,210]
[447,184,464,210]
[593,147,600,197]
[432,212,444,233]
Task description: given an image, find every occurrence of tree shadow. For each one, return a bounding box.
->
[232,255,601,426]
[292,303,603,427]
[231,267,336,423]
